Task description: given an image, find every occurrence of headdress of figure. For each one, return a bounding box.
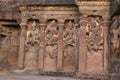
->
[65,20,74,30]
[31,20,36,30]
[111,16,119,29]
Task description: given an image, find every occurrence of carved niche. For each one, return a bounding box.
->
[43,19,58,71]
[0,26,20,69]
[24,19,40,70]
[63,20,77,72]
[111,15,120,58]
[85,16,104,72]
[86,16,104,55]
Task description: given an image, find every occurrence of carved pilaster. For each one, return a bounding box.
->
[78,15,87,73]
[57,24,64,71]
[18,22,27,69]
[74,24,79,72]
[38,23,46,70]
[103,17,111,73]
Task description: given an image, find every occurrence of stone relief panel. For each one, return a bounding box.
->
[0,26,20,70]
[86,16,104,55]
[111,15,120,58]
[24,20,40,70]
[63,20,77,72]
[43,19,58,71]
[85,16,104,72]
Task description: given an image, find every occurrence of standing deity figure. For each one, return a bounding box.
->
[111,16,120,58]
[25,20,39,70]
[63,20,76,71]
[86,17,103,54]
[44,20,58,71]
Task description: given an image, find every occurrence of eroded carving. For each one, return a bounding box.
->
[63,20,76,71]
[25,20,39,70]
[86,16,104,54]
[44,19,58,71]
[0,27,19,69]
[111,16,120,58]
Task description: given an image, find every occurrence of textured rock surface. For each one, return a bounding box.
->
[19,0,75,5]
[0,74,77,80]
[0,0,20,20]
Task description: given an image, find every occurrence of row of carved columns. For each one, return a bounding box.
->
[18,20,77,71]
[18,15,111,73]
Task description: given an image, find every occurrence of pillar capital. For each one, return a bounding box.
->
[39,23,46,27]
[20,22,27,29]
[20,22,27,26]
[39,23,46,30]
[79,15,88,27]
[58,23,64,29]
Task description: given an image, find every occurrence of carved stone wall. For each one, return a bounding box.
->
[18,5,79,72]
[0,0,118,74]
[16,0,114,73]
[20,18,79,72]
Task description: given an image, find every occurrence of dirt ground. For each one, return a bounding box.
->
[0,71,78,80]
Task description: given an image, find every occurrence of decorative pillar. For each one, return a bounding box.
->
[103,17,111,73]
[74,24,79,72]
[78,15,87,73]
[57,23,64,71]
[38,23,46,70]
[18,22,27,69]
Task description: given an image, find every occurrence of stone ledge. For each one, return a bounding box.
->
[77,1,110,6]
